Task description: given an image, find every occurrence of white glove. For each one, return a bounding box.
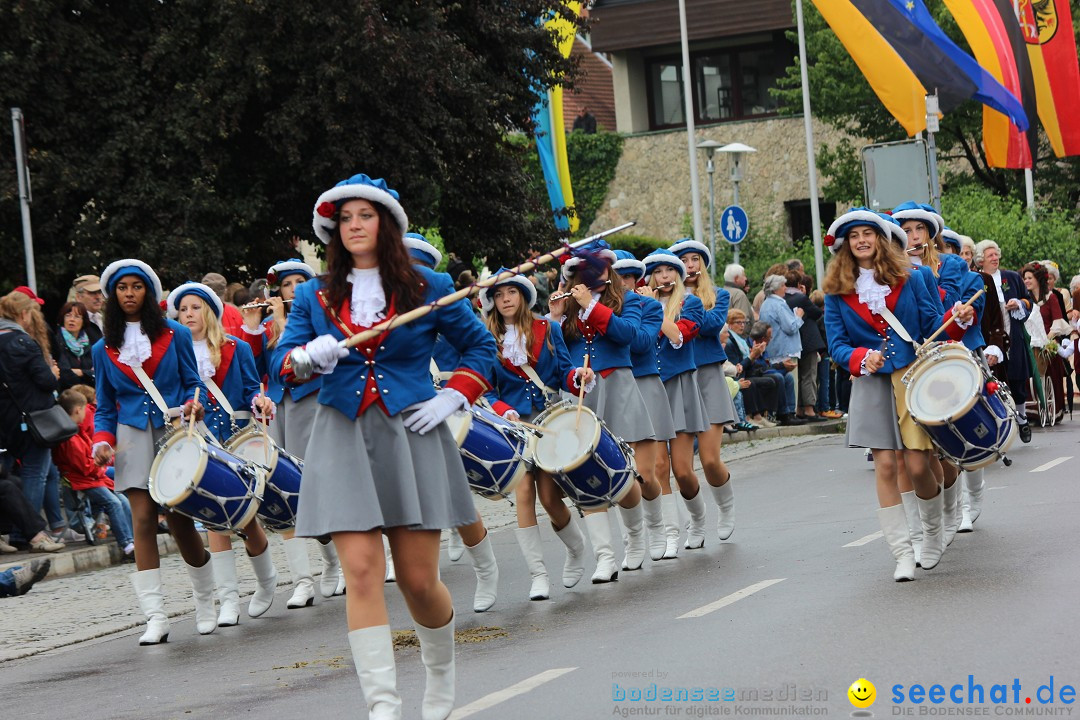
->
[305,334,348,374]
[1059,342,1075,360]
[502,408,521,422]
[404,388,468,435]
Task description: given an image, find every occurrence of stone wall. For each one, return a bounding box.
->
[588,115,857,241]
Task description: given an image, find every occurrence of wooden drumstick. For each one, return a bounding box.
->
[921,288,985,348]
[512,419,548,434]
[576,354,590,430]
[258,382,270,465]
[187,388,200,438]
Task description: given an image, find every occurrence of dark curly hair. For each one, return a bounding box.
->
[1021,262,1049,301]
[103,285,166,348]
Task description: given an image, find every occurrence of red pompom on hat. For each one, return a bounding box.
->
[823,235,836,247]
[316,202,336,218]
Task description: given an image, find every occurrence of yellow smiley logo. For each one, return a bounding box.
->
[848,678,876,708]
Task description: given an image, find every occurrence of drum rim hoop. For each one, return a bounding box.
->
[225,425,281,471]
[905,356,982,425]
[532,405,603,474]
[149,432,209,507]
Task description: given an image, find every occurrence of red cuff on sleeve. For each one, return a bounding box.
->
[445,368,492,405]
[565,368,579,392]
[942,310,970,342]
[587,302,614,334]
[492,400,514,417]
[676,318,699,341]
[848,347,871,377]
[280,349,316,386]
[93,431,117,447]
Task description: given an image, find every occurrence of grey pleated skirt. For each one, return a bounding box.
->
[663,371,711,435]
[636,375,677,441]
[846,373,904,450]
[114,424,169,493]
[269,393,318,459]
[697,362,737,426]
[566,367,655,443]
[294,403,477,536]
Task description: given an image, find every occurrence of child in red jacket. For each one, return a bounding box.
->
[53,390,134,558]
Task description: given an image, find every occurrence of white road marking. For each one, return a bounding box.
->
[1030,456,1072,473]
[677,578,786,619]
[449,667,578,719]
[843,531,883,547]
[986,486,1007,491]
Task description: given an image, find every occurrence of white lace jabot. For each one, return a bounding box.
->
[991,270,1006,303]
[855,267,891,315]
[348,267,387,328]
[117,322,152,367]
[192,339,216,379]
[501,324,528,366]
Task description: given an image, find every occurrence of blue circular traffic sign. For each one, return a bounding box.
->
[720,205,749,244]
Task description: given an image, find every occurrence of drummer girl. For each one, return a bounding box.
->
[644,249,712,551]
[167,282,280,627]
[821,209,971,582]
[549,242,652,583]
[91,259,212,644]
[670,239,737,542]
[274,173,496,720]
[480,269,596,599]
[240,259,346,606]
[611,250,676,561]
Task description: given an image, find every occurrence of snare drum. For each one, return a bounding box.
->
[532,405,634,510]
[445,407,529,500]
[149,432,264,532]
[904,343,1017,469]
[225,425,303,531]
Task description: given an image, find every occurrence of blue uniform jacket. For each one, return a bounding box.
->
[655,293,704,382]
[825,276,964,377]
[274,266,495,419]
[690,287,731,367]
[485,318,577,417]
[239,323,322,404]
[562,289,644,372]
[92,320,205,446]
[630,294,664,379]
[203,336,262,442]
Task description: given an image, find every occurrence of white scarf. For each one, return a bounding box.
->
[117,322,152,367]
[990,270,1006,303]
[348,267,387,328]
[855,268,891,315]
[501,324,528,367]
[192,339,216,379]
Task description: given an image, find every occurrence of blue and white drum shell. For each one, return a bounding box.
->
[446,406,529,501]
[226,426,304,531]
[532,405,634,510]
[149,432,264,532]
[905,344,1017,469]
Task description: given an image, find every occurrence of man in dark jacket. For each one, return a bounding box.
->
[783,271,827,421]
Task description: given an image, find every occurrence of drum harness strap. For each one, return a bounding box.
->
[201,375,253,432]
[130,364,182,426]
[877,306,918,351]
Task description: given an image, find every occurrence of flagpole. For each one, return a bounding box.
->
[795,0,825,289]
[678,0,705,244]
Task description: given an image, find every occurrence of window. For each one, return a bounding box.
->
[785,199,837,245]
[645,35,793,130]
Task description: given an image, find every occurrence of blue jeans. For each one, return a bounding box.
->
[82,486,134,546]
[765,369,797,414]
[6,446,64,538]
[0,568,16,597]
[733,391,747,422]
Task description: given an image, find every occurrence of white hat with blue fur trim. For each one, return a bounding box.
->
[611,249,646,280]
[166,282,225,320]
[561,243,618,283]
[643,248,687,279]
[312,173,408,244]
[404,232,442,268]
[267,259,317,285]
[668,238,713,269]
[824,208,893,254]
[479,268,537,315]
[891,201,942,238]
[100,259,164,299]
[941,227,962,251]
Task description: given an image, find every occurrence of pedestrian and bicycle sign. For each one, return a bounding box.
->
[721,205,749,244]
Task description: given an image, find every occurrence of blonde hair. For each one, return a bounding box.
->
[687,264,717,310]
[484,286,551,362]
[0,292,53,364]
[822,231,910,295]
[200,302,227,368]
[649,272,687,325]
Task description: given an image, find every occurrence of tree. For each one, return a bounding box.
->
[0,1,584,300]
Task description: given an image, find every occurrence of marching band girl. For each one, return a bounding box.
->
[91,260,214,644]
[167,282,280,627]
[670,239,737,541]
[644,249,712,551]
[611,250,675,561]
[240,260,346,604]
[479,270,596,597]
[549,242,651,582]
[274,173,496,720]
[821,210,971,582]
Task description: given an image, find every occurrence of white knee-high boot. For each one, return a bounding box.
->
[131,569,170,645]
[917,490,945,570]
[247,545,278,617]
[618,503,646,571]
[317,540,344,598]
[384,535,396,583]
[184,556,218,635]
[959,468,984,532]
[414,614,456,720]
[661,493,680,559]
[514,525,550,600]
[585,511,618,583]
[877,505,916,582]
[710,480,735,540]
[447,529,465,562]
[283,537,315,609]
[463,532,499,613]
[348,625,402,720]
[900,491,923,566]
[211,549,240,626]
[943,481,959,546]
[553,514,586,588]
[642,495,667,561]
[682,489,708,550]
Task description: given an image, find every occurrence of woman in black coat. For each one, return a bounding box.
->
[54,301,97,390]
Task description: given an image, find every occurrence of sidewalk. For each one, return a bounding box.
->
[0,418,844,581]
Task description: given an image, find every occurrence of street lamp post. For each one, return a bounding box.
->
[716,142,756,266]
[697,139,722,280]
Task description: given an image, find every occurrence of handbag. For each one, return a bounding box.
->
[0,380,78,448]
